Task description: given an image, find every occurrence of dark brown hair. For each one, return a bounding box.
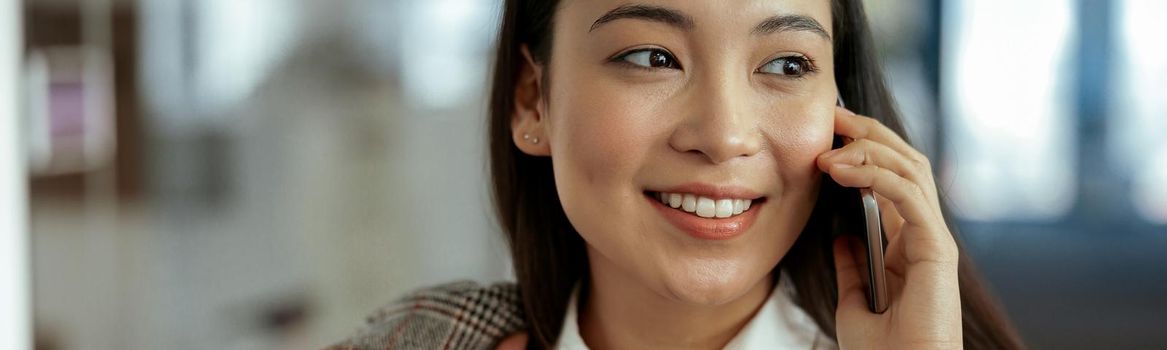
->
[488,1,1026,349]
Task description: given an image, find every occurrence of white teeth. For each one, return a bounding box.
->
[695,197,716,218]
[655,192,756,218]
[715,199,734,218]
[682,194,697,212]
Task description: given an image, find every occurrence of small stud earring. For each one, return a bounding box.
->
[531,137,539,144]
[522,133,531,140]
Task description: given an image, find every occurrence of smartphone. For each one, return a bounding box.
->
[858,188,889,313]
[835,95,889,314]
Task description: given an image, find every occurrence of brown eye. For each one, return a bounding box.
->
[617,49,681,69]
[759,56,814,77]
[780,59,804,75]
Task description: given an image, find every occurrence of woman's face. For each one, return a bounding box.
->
[539,0,836,305]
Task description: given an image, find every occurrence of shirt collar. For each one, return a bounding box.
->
[553,271,837,350]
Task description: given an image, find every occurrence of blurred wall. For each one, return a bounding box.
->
[27,1,513,349]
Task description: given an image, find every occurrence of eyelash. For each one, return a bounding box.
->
[609,48,683,71]
[757,54,819,79]
[609,48,819,79]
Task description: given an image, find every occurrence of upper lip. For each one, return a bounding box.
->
[649,182,765,200]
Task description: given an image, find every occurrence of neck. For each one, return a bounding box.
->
[577,252,775,350]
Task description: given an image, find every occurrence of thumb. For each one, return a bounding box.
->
[833,235,867,311]
[496,331,529,350]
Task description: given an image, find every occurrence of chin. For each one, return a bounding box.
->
[658,256,765,306]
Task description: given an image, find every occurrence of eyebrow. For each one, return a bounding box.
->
[752,14,831,40]
[589,4,831,42]
[589,4,694,32]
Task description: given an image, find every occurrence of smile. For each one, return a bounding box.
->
[653,192,753,218]
[644,185,766,240]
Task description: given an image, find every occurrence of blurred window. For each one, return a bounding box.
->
[940,0,1078,221]
[1113,0,1167,224]
[193,0,299,114]
[395,0,497,110]
[142,0,299,125]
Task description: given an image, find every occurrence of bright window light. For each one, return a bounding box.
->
[1,0,31,348]
[940,0,1078,221]
[397,0,497,111]
[1114,0,1167,224]
[194,0,299,115]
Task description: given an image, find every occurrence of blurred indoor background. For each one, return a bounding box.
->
[1,0,1165,349]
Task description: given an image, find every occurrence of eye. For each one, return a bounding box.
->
[614,48,681,70]
[758,56,816,77]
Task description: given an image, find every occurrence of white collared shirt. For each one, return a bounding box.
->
[553,272,839,349]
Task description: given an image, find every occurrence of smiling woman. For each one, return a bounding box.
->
[327,0,1025,349]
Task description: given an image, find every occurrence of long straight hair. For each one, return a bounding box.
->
[488,1,1025,348]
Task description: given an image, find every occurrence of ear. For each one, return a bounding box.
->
[511,45,551,156]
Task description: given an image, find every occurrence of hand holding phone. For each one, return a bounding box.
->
[836,95,888,314]
[826,93,964,348]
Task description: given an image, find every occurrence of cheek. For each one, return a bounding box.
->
[764,103,836,184]
[554,101,641,185]
[545,76,659,215]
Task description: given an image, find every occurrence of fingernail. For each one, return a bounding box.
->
[833,163,854,169]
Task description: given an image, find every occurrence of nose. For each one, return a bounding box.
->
[668,72,763,164]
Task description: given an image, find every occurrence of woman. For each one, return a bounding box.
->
[329,0,1024,349]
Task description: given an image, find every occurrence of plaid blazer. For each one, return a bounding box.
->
[326,281,527,350]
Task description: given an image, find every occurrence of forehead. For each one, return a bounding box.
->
[558,0,834,36]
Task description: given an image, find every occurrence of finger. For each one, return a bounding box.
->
[831,163,960,267]
[820,133,942,224]
[875,193,905,242]
[833,235,867,311]
[827,163,936,228]
[833,107,927,167]
[882,226,908,277]
[817,138,930,187]
[874,192,908,276]
[496,332,529,350]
